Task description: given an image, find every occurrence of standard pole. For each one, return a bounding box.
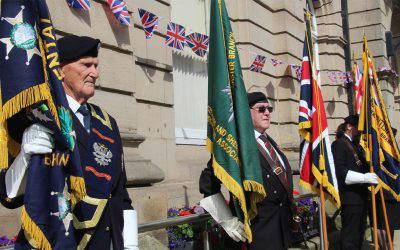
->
[380,188,393,250]
[370,161,379,250]
[319,185,329,249]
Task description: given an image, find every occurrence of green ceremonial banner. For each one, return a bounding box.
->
[206,0,266,242]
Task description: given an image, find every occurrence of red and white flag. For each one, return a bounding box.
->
[352,62,363,114]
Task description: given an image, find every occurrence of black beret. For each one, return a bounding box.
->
[57,35,100,63]
[344,115,359,126]
[247,92,268,107]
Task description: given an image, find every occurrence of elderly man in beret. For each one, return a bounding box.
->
[199,92,295,250]
[1,35,138,249]
[332,114,378,250]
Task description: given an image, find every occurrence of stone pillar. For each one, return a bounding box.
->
[227,0,305,175]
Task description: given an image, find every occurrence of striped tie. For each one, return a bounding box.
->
[259,134,286,179]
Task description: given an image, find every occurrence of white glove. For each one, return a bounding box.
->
[200,193,246,242]
[345,170,379,185]
[5,124,54,198]
[364,173,379,184]
[123,209,139,250]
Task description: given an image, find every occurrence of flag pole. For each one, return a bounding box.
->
[363,37,378,249]
[319,185,329,249]
[370,162,379,250]
[305,11,329,249]
[379,188,393,250]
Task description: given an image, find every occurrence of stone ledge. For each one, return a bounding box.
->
[120,129,165,185]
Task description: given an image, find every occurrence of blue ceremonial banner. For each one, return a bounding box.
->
[0,0,86,249]
[358,37,400,200]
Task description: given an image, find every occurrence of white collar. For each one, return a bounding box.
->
[66,94,83,114]
[254,129,268,139]
[344,133,352,142]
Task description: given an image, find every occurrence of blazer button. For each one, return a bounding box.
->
[105,226,110,232]
[266,174,270,178]
[279,203,282,207]
[273,190,277,194]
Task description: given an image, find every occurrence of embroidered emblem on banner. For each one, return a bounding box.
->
[0,6,41,65]
[50,183,72,236]
[93,142,113,166]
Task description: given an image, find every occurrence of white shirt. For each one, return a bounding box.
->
[254,130,286,169]
[344,133,352,142]
[66,94,87,127]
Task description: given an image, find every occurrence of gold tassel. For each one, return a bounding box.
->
[70,176,86,208]
[319,154,325,171]
[21,207,52,250]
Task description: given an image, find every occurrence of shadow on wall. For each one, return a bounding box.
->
[101,3,131,47]
[69,7,91,26]
[326,98,336,116]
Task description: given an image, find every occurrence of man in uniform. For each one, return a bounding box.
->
[199,92,294,250]
[331,115,378,250]
[1,35,138,249]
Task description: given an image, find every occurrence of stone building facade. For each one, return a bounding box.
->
[0,0,399,248]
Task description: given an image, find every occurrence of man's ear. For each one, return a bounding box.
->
[59,65,66,79]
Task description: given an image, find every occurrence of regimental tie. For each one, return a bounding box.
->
[78,105,91,133]
[259,134,287,180]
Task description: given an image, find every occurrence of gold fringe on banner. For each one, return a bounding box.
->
[206,138,266,242]
[0,121,8,169]
[21,207,52,250]
[0,83,53,123]
[70,176,87,208]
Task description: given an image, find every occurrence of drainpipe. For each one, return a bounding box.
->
[341,0,354,115]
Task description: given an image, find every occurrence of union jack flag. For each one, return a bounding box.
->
[249,55,266,73]
[185,32,209,57]
[138,8,159,39]
[298,23,340,207]
[165,21,186,50]
[352,61,363,114]
[67,0,90,10]
[271,58,282,67]
[107,0,130,26]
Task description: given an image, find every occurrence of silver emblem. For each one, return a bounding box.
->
[93,142,113,166]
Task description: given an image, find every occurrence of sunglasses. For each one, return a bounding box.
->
[252,105,273,113]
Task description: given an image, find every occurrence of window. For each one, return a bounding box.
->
[172,0,209,145]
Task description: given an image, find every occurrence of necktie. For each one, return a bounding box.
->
[78,105,91,133]
[259,134,286,178]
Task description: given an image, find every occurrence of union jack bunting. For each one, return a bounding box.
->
[298,16,340,207]
[166,21,186,50]
[67,0,90,10]
[249,55,266,73]
[138,8,159,39]
[290,64,302,80]
[185,32,209,57]
[107,0,130,25]
[271,58,282,67]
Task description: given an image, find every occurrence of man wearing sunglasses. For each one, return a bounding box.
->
[199,92,294,250]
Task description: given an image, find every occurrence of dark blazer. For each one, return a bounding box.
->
[72,108,132,250]
[331,136,368,205]
[251,134,293,250]
[199,133,293,250]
